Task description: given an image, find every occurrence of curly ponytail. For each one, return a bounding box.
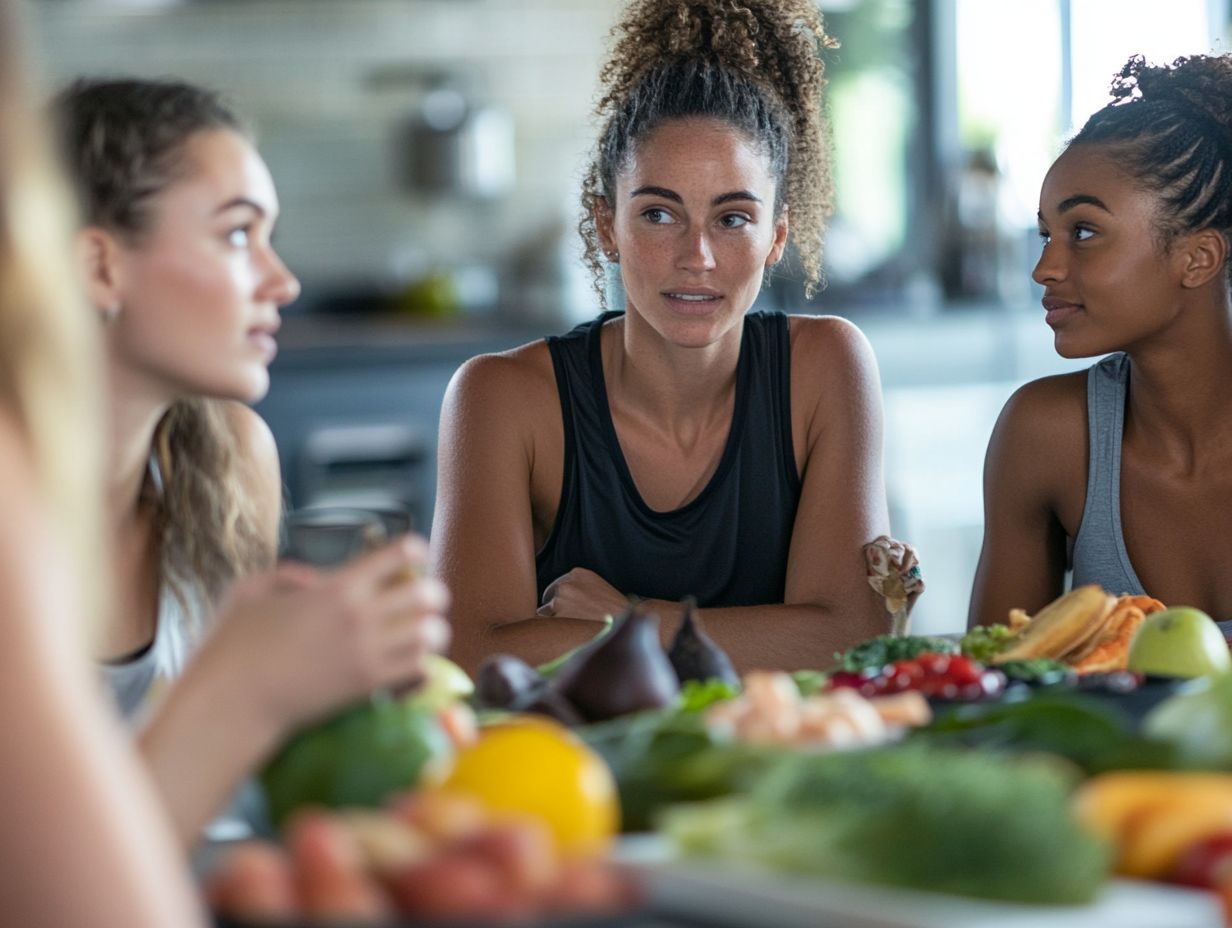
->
[580,0,837,302]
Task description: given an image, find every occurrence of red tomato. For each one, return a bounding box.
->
[1172,833,1232,889]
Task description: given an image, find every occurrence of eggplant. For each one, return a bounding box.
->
[668,596,740,686]
[552,604,680,722]
[475,653,543,710]
[515,686,585,727]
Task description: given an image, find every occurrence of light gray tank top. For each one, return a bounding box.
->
[1070,353,1147,598]
[1071,354,1232,633]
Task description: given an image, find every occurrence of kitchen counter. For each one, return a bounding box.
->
[270,313,548,369]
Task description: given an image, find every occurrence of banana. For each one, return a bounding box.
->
[994,585,1117,662]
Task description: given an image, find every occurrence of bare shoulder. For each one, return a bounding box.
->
[787,313,877,374]
[992,370,1088,450]
[443,339,558,429]
[218,401,278,466]
[786,315,880,436]
[984,370,1088,512]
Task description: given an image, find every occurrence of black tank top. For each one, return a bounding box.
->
[535,310,801,608]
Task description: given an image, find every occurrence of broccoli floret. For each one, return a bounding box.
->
[834,635,959,672]
[960,624,1014,662]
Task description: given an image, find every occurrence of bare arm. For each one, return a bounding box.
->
[967,376,1084,629]
[432,349,603,675]
[0,417,205,927]
[138,406,450,847]
[698,317,891,670]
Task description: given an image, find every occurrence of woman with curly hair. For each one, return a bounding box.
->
[970,53,1232,627]
[55,78,450,846]
[434,0,913,674]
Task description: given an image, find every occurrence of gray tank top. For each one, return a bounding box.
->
[1071,354,1232,632]
[1071,353,1146,597]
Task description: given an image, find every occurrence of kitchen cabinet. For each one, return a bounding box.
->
[255,316,544,532]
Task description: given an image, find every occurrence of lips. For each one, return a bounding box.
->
[1042,296,1081,328]
[663,289,722,314]
[247,318,281,358]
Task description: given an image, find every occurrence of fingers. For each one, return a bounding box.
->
[385,613,452,663]
[538,571,570,617]
[367,614,451,694]
[378,575,451,625]
[335,534,430,591]
[863,538,891,575]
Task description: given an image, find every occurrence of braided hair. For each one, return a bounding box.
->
[579,0,837,302]
[1071,54,1232,278]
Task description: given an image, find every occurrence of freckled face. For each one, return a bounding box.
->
[600,117,788,350]
[1033,144,1181,358]
[107,128,300,403]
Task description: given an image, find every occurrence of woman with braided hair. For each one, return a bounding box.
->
[970,53,1232,628]
[435,0,916,674]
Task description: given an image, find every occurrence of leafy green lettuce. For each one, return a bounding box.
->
[662,742,1111,904]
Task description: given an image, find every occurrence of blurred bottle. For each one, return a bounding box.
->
[939,146,1014,303]
[402,77,515,201]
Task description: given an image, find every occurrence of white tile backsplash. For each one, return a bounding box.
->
[29,0,618,294]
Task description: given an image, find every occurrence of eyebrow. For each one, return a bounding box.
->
[1055,194,1112,215]
[629,185,763,206]
[213,196,269,217]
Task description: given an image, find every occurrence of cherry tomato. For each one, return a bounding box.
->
[1172,833,1232,889]
[828,653,1006,702]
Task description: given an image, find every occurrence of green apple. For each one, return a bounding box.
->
[1127,607,1232,678]
[405,654,474,711]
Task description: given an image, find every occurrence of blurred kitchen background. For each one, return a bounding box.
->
[26,0,1231,633]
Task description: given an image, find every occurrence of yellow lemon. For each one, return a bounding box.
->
[431,715,618,857]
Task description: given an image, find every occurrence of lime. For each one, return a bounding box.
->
[260,694,452,829]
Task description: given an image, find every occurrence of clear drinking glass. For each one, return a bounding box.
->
[280,506,388,567]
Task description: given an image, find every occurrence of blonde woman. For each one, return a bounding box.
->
[0,5,205,924]
[54,78,450,846]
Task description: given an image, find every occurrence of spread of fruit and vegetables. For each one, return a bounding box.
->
[206,587,1232,926]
